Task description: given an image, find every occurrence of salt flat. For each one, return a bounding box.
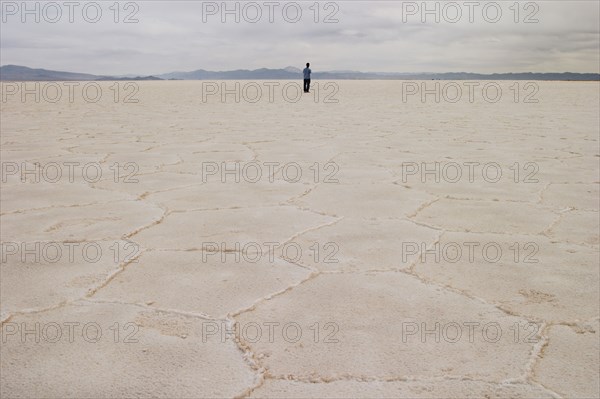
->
[1,81,598,398]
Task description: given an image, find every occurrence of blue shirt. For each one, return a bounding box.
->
[303,67,311,79]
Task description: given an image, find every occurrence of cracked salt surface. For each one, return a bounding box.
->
[1,81,598,398]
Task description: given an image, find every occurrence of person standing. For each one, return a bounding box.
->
[303,63,312,93]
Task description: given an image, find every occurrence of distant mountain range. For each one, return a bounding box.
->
[1,65,599,81]
[0,65,163,81]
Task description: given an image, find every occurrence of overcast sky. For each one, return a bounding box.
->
[1,1,598,75]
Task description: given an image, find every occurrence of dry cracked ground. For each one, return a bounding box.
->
[1,81,599,398]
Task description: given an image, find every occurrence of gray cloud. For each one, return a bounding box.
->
[1,0,598,74]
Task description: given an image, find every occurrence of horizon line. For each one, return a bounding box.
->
[2,64,600,77]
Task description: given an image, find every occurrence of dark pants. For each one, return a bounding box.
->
[303,79,311,92]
